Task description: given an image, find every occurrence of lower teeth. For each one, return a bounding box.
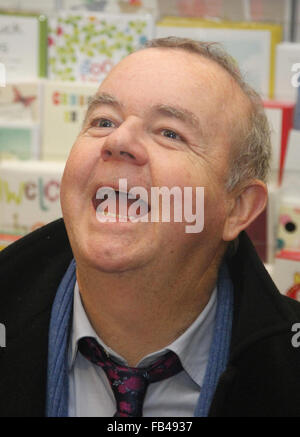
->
[99,211,136,220]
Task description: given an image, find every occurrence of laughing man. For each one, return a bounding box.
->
[1,37,300,417]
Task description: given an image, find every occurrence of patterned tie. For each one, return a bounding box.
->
[78,336,183,417]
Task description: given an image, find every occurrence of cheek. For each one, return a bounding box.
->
[154,153,199,188]
[203,184,229,236]
[60,143,98,218]
[62,139,101,192]
[156,161,227,237]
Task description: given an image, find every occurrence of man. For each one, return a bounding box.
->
[1,37,300,417]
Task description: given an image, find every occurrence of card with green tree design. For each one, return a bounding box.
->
[48,11,154,82]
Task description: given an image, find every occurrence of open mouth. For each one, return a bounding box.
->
[93,188,151,221]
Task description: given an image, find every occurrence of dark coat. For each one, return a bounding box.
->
[0,218,300,417]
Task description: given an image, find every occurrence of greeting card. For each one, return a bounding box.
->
[156,17,282,98]
[0,80,41,122]
[0,12,47,81]
[272,251,300,300]
[0,160,65,240]
[47,11,154,82]
[0,121,40,160]
[41,79,97,161]
[277,201,300,252]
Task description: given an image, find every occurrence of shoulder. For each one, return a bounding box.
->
[227,231,300,364]
[0,219,73,326]
[213,232,300,416]
[229,231,300,321]
[0,219,73,417]
[0,218,72,269]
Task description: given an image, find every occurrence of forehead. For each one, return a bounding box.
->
[98,48,232,110]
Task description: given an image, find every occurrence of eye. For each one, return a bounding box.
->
[161,129,182,141]
[91,118,115,128]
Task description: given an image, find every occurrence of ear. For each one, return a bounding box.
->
[222,180,268,242]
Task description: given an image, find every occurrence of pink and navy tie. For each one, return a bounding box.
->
[78,336,183,417]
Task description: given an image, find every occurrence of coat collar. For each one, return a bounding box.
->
[227,231,298,363]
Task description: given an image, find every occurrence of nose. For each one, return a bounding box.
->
[101,117,148,166]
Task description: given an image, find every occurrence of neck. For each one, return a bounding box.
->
[76,248,225,367]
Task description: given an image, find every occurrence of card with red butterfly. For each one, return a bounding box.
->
[0,81,41,122]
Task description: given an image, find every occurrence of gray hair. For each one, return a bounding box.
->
[144,37,272,191]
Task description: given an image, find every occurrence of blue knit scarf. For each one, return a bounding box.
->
[46,259,233,417]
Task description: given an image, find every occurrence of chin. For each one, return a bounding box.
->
[86,254,144,274]
[78,239,149,274]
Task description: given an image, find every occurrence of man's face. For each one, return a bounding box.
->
[60,48,238,273]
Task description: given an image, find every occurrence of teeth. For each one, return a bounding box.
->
[97,210,136,221]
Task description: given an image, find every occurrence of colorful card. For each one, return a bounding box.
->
[156,17,282,98]
[0,121,40,160]
[277,200,300,252]
[0,160,65,240]
[0,80,41,122]
[41,79,97,161]
[0,12,47,80]
[272,251,300,300]
[47,11,154,82]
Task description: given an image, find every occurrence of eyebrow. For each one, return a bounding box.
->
[151,104,202,132]
[86,92,122,115]
[84,93,203,135]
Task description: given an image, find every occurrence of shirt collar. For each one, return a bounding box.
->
[69,281,217,388]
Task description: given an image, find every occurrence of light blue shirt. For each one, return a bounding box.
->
[68,282,217,417]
